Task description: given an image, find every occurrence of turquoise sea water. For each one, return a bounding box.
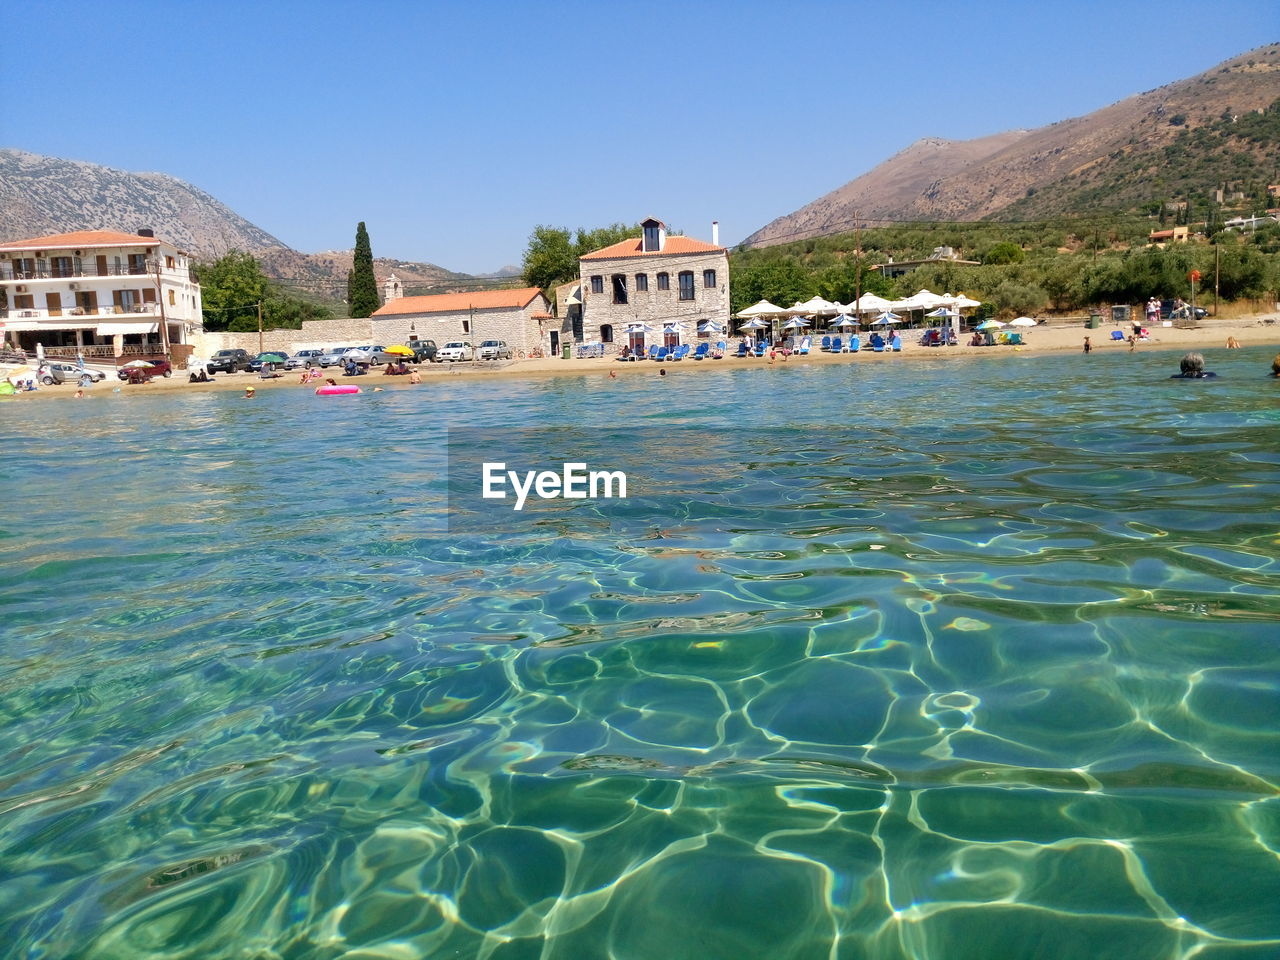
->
[1,347,1278,959]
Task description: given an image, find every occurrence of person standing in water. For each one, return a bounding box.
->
[1083,337,1092,354]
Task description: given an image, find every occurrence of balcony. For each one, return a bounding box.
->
[1,304,161,322]
[0,264,194,281]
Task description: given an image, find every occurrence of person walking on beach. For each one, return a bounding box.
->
[1083,337,1092,354]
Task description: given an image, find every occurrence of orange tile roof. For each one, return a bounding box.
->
[0,230,168,251]
[580,235,726,260]
[372,287,544,316]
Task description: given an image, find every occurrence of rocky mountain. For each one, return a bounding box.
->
[745,44,1280,247]
[0,148,478,301]
[0,148,285,255]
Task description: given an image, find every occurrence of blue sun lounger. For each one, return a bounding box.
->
[1110,330,1125,341]
[692,343,709,360]
[714,340,726,358]
[848,335,860,352]
[797,336,811,354]
[654,346,669,361]
[736,341,749,357]
[754,342,767,357]
[830,336,842,353]
[891,335,902,352]
[820,335,832,351]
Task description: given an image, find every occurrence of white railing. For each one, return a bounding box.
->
[0,304,161,321]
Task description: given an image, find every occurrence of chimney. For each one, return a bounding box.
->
[712,221,720,246]
[138,227,155,238]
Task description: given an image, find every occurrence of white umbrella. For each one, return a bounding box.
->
[832,316,858,329]
[925,307,952,318]
[735,299,786,318]
[947,295,982,309]
[697,321,724,333]
[738,318,768,330]
[851,293,894,315]
[871,311,903,325]
[781,318,810,330]
[120,358,153,368]
[1008,317,1037,327]
[790,295,838,317]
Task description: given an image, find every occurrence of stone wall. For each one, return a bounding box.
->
[578,251,731,351]
[368,294,552,357]
[191,317,375,358]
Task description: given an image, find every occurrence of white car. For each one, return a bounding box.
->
[435,341,474,362]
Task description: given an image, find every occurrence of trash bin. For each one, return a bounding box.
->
[1088,314,1101,329]
[562,344,571,360]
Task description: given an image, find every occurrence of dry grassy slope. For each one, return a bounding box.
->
[745,43,1280,245]
[743,130,1030,246]
[256,247,474,300]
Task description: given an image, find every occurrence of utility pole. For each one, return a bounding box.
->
[853,210,863,310]
[1213,243,1220,317]
[152,256,171,359]
[257,301,264,353]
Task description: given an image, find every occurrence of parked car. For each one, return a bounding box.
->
[207,349,251,373]
[39,364,69,385]
[318,347,352,368]
[435,341,474,362]
[409,339,437,363]
[247,352,289,373]
[341,345,393,366]
[117,359,173,381]
[1159,299,1209,321]
[286,349,326,370]
[476,339,512,360]
[45,361,107,383]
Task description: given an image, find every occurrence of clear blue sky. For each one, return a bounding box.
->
[8,0,1277,273]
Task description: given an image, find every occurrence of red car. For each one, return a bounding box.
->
[117,359,173,382]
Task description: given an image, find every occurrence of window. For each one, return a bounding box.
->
[128,253,147,274]
[590,275,604,294]
[678,271,695,301]
[168,289,176,306]
[657,272,669,291]
[600,323,614,343]
[165,255,175,269]
[635,273,648,292]
[462,319,470,334]
[51,256,73,278]
[703,269,716,288]
[643,222,661,251]
[611,274,627,305]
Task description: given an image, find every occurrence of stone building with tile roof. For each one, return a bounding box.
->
[370,286,551,357]
[572,218,730,355]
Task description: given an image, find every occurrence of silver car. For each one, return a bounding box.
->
[341,345,393,366]
[476,339,512,360]
[286,349,327,370]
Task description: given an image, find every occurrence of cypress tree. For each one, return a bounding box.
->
[347,221,380,318]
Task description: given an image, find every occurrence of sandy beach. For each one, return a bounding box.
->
[7,312,1280,401]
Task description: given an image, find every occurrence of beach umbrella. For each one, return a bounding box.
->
[975,320,1005,331]
[735,299,786,318]
[385,344,415,356]
[697,321,724,334]
[948,295,982,309]
[120,359,153,368]
[625,322,651,332]
[738,318,768,330]
[1008,317,1037,327]
[925,307,952,318]
[781,318,810,330]
[832,316,858,328]
[851,293,894,315]
[871,311,903,325]
[259,353,286,364]
[789,296,838,317]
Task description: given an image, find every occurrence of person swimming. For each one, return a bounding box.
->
[1170,352,1217,379]
[1270,353,1280,377]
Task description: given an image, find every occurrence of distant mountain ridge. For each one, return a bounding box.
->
[0,148,284,255]
[744,44,1280,246]
[0,148,476,301]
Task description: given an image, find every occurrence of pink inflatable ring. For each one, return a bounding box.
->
[316,384,361,396]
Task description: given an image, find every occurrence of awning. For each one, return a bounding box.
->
[0,319,102,332]
[98,322,158,335]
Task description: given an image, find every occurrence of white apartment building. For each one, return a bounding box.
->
[0,229,202,360]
